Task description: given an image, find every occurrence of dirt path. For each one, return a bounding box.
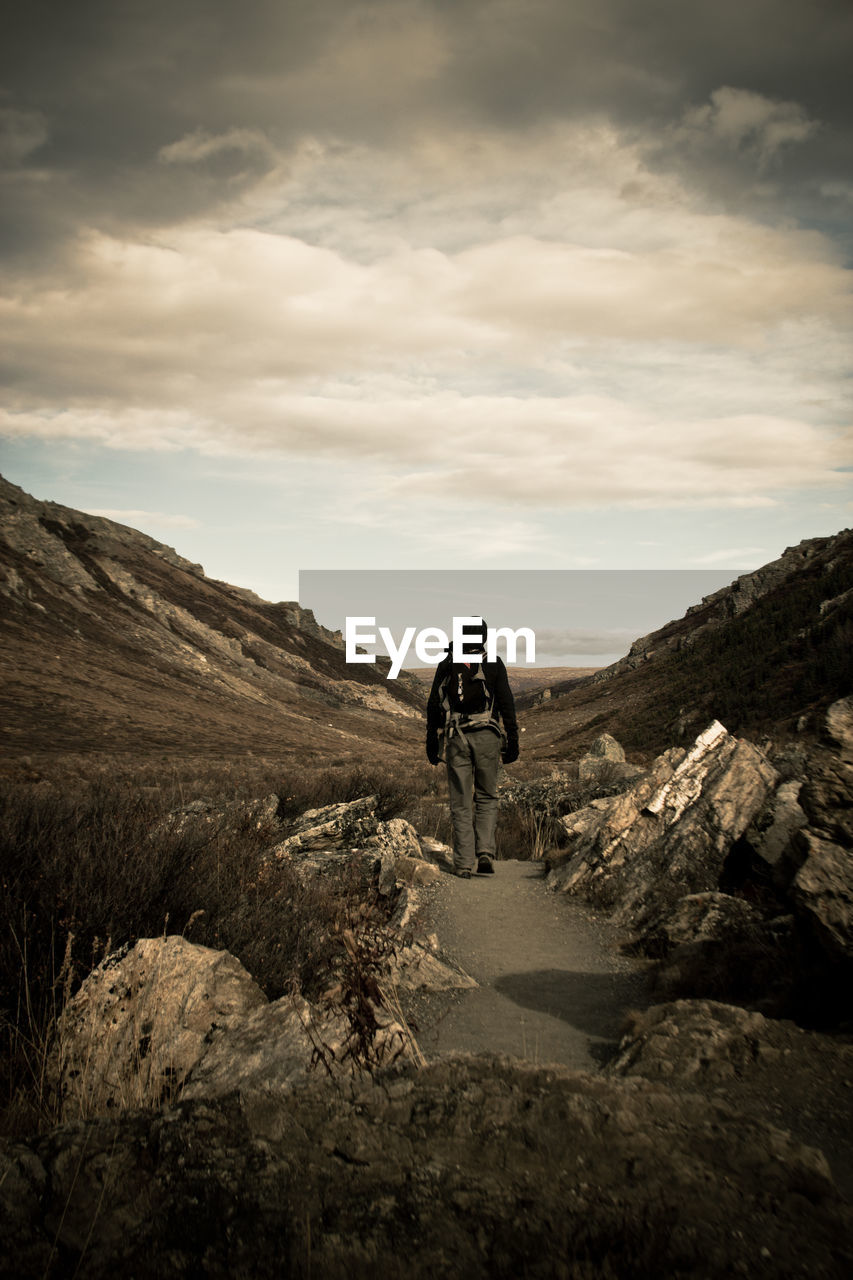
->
[414,860,650,1070]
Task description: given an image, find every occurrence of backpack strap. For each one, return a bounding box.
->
[437,660,504,759]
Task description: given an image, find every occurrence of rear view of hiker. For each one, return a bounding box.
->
[425,618,519,878]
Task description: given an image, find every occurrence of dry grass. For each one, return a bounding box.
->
[0,750,581,1132]
[0,753,446,1132]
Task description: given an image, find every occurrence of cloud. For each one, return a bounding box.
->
[158,128,277,168]
[1,114,849,520]
[87,508,200,530]
[5,393,848,512]
[676,87,818,167]
[690,546,768,566]
[0,108,49,166]
[3,1,851,257]
[1,4,850,534]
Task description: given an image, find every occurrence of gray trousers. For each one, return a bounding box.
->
[445,728,501,871]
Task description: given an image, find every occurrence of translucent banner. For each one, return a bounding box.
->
[299,568,742,672]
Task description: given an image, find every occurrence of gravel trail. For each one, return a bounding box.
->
[414,860,650,1070]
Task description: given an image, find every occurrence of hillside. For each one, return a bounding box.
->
[3,473,851,778]
[0,476,424,775]
[519,530,853,762]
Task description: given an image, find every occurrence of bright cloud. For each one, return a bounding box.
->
[158,128,277,167]
[2,115,851,518]
[690,547,769,566]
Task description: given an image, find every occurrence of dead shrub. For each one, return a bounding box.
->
[0,777,395,1133]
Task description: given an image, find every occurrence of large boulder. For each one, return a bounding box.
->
[50,937,267,1119]
[51,934,434,1118]
[546,722,778,932]
[181,992,410,1099]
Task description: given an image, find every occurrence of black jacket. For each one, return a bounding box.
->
[426,651,518,740]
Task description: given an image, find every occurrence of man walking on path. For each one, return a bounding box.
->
[425,618,519,878]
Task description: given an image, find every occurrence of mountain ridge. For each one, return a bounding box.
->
[3,472,851,775]
[519,528,853,760]
[0,474,423,772]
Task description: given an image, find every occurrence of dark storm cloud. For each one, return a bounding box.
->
[2,0,852,262]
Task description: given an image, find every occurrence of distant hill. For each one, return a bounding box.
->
[405,665,600,697]
[0,476,424,774]
[520,530,853,762]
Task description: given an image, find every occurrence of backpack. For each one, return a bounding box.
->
[436,658,507,761]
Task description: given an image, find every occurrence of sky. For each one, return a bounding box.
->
[1,0,852,637]
[298,568,743,666]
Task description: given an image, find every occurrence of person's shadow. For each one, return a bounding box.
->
[493,967,650,1062]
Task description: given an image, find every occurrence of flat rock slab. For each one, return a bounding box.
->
[416,860,649,1068]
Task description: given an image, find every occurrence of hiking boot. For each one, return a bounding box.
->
[477,855,495,875]
[456,868,473,879]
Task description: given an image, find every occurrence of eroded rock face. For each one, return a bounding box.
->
[791,829,853,960]
[268,795,433,896]
[748,778,808,878]
[181,992,410,1099]
[775,698,853,967]
[52,917,474,1119]
[2,1056,850,1279]
[50,937,267,1120]
[546,722,778,932]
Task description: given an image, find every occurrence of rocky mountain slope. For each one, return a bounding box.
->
[0,475,423,773]
[3,774,851,1276]
[3,471,850,780]
[519,530,853,760]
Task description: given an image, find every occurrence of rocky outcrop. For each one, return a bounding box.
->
[748,778,809,882]
[180,991,409,1099]
[608,998,853,1097]
[267,794,442,898]
[788,696,853,963]
[264,795,470,992]
[50,790,476,1120]
[791,830,853,961]
[641,891,763,955]
[2,1055,850,1279]
[50,937,267,1119]
[609,999,797,1081]
[50,934,427,1119]
[577,733,644,784]
[590,529,853,684]
[546,721,778,932]
[542,703,853,1022]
